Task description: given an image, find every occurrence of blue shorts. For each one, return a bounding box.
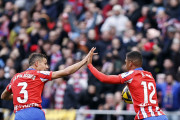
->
[143,115,168,120]
[15,107,45,120]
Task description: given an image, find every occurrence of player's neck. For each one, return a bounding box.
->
[130,66,141,70]
[28,66,36,70]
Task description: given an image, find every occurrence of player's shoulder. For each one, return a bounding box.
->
[37,71,51,75]
[12,72,24,79]
[120,70,135,78]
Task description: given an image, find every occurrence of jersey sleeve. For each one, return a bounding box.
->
[88,64,134,84]
[119,70,134,83]
[6,83,12,93]
[6,75,16,93]
[37,71,53,82]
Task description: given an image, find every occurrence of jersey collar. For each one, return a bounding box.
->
[134,67,143,70]
[26,68,36,70]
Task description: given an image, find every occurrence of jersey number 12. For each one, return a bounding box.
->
[17,82,28,103]
[141,81,156,104]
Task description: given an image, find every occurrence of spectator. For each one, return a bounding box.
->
[156,73,166,83]
[52,73,78,109]
[102,0,118,18]
[102,93,116,120]
[68,9,98,35]
[96,31,112,59]
[109,38,126,61]
[4,1,14,18]
[50,44,62,70]
[157,73,180,120]
[115,91,125,120]
[136,5,149,31]
[125,1,141,28]
[42,0,58,20]
[78,84,100,109]
[163,59,176,75]
[156,7,169,35]
[170,31,180,71]
[0,38,9,67]
[166,0,180,21]
[1,68,14,110]
[0,14,10,37]
[101,5,129,36]
[0,68,6,107]
[68,65,88,94]
[86,29,98,51]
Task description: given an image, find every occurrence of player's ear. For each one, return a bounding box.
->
[129,61,133,67]
[34,61,39,67]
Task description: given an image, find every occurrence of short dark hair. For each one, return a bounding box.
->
[126,51,143,67]
[28,53,47,66]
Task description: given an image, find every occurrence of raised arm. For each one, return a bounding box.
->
[87,49,121,84]
[87,64,121,84]
[51,47,96,79]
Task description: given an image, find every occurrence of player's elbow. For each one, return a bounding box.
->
[1,93,8,100]
[1,89,13,100]
[1,93,6,100]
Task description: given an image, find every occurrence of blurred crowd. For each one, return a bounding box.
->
[0,0,180,120]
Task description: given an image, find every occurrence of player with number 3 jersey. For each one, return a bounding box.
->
[6,69,53,113]
[87,51,168,120]
[1,48,96,120]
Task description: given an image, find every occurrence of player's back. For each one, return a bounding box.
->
[8,69,52,113]
[128,70,165,119]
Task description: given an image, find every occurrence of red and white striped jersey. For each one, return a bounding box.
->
[88,64,165,120]
[121,68,165,119]
[6,68,52,113]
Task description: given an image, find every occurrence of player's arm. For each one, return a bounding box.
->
[52,60,87,79]
[1,89,13,100]
[87,64,121,84]
[51,47,96,79]
[87,48,121,84]
[87,50,133,84]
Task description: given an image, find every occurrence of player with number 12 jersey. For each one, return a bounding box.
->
[88,65,165,120]
[6,68,52,113]
[120,68,165,119]
[87,51,167,120]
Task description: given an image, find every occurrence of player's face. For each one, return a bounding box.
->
[37,58,49,71]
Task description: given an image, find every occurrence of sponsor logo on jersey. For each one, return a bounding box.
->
[14,103,39,112]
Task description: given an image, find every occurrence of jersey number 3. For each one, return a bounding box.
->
[17,82,28,103]
[141,81,156,104]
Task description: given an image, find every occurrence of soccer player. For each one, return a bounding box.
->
[87,50,168,120]
[1,47,96,120]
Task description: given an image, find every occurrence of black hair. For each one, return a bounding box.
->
[126,51,143,67]
[28,53,47,66]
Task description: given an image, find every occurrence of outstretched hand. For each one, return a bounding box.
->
[87,47,97,65]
